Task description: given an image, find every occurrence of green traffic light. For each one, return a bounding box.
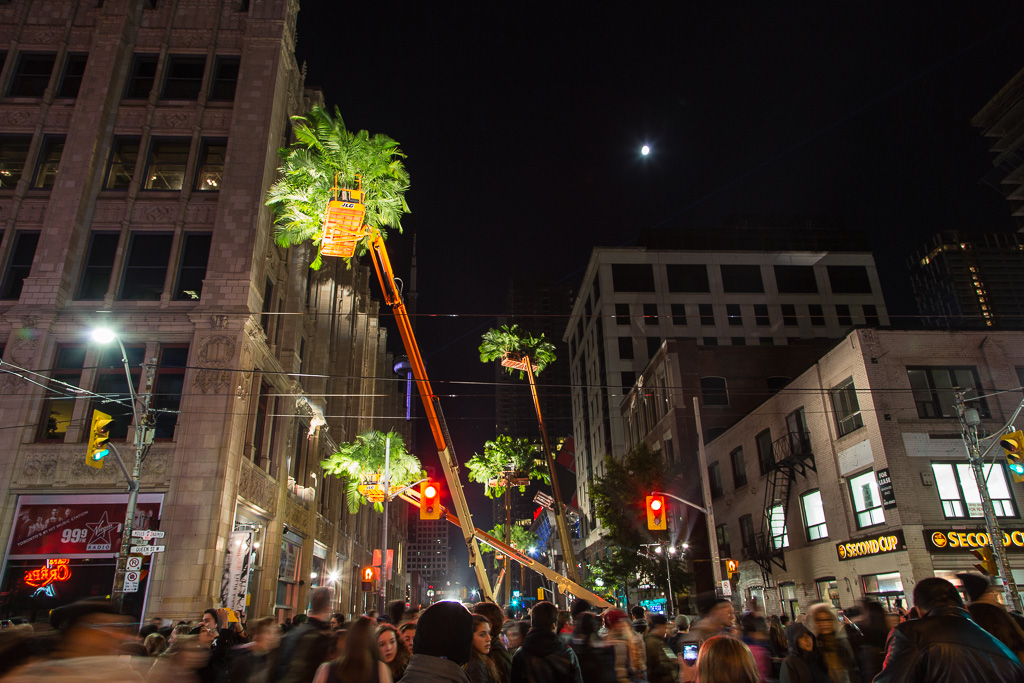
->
[91,448,110,461]
[1010,463,1024,475]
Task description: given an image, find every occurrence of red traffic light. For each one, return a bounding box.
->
[420,480,442,519]
[646,494,667,530]
[424,484,437,499]
[650,498,662,512]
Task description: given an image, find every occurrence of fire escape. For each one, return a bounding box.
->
[747,431,815,587]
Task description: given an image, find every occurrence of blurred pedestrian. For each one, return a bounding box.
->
[313,616,392,683]
[150,634,212,683]
[844,600,887,682]
[806,603,859,683]
[277,587,334,683]
[466,614,500,683]
[780,623,830,683]
[475,601,512,683]
[630,606,648,636]
[768,615,788,658]
[228,616,280,683]
[693,635,759,683]
[643,613,678,683]
[505,620,529,654]
[330,613,345,630]
[603,608,645,683]
[967,601,1024,663]
[739,611,773,681]
[569,611,616,683]
[377,622,410,680]
[401,600,475,682]
[691,598,736,641]
[146,632,169,656]
[671,615,691,654]
[511,601,584,683]
[388,600,407,626]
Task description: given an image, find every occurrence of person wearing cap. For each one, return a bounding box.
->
[604,608,646,683]
[511,601,584,683]
[959,572,1024,629]
[401,600,474,683]
[644,614,678,683]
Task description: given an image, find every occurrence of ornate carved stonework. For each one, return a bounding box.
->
[238,458,278,516]
[133,204,177,225]
[285,495,310,531]
[194,335,236,394]
[3,109,35,128]
[186,203,216,225]
[93,201,127,224]
[158,111,194,130]
[211,315,228,330]
[21,27,64,46]
[18,202,47,223]
[14,445,174,488]
[46,109,71,128]
[315,515,333,545]
[116,110,147,129]
[2,334,39,392]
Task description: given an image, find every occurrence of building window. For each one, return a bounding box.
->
[707,426,728,442]
[671,303,686,326]
[702,337,719,346]
[756,429,773,474]
[621,371,635,392]
[769,505,789,549]
[802,490,828,540]
[721,264,764,293]
[124,54,158,99]
[759,337,774,346]
[7,53,55,97]
[56,53,88,98]
[727,303,742,326]
[611,263,655,292]
[615,303,629,325]
[700,377,728,406]
[37,346,86,441]
[617,337,633,360]
[194,139,226,191]
[173,233,212,300]
[908,367,989,420]
[931,462,1015,518]
[31,136,65,189]
[849,470,885,528]
[709,462,723,499]
[209,55,240,101]
[739,514,755,552]
[836,304,852,326]
[153,346,189,439]
[767,376,790,394]
[809,304,825,326]
[827,265,872,294]
[699,303,714,326]
[76,232,120,300]
[754,304,770,326]
[144,139,191,190]
[0,231,39,299]
[93,344,145,439]
[774,265,818,293]
[643,303,658,325]
[731,337,746,346]
[716,524,731,559]
[864,304,880,326]
[646,337,661,359]
[666,264,710,292]
[161,55,206,100]
[104,137,140,189]
[781,304,797,326]
[730,447,747,488]
[830,377,864,436]
[0,135,32,186]
[119,232,173,300]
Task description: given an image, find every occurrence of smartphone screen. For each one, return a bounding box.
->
[683,643,699,662]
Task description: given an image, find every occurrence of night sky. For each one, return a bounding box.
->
[295,2,1024,585]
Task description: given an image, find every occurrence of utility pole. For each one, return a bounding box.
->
[958,392,1023,611]
[379,436,391,614]
[693,398,724,592]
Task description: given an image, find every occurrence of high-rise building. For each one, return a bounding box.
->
[909,230,1024,329]
[405,466,451,594]
[973,66,1024,230]
[564,220,889,556]
[0,0,408,624]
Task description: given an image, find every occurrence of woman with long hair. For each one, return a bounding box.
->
[806,603,859,683]
[314,616,392,683]
[694,636,759,683]
[465,614,500,683]
[968,602,1024,663]
[376,622,410,681]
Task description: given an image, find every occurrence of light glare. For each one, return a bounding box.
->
[92,328,116,344]
[641,145,650,156]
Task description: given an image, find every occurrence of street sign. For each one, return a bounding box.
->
[533,491,554,509]
[126,556,143,571]
[130,544,165,555]
[720,580,732,597]
[124,570,140,593]
[131,529,165,540]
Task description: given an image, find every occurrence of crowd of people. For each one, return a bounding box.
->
[3,573,1024,681]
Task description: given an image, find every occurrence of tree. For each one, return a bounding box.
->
[479,324,556,379]
[264,105,411,268]
[466,435,549,499]
[321,430,424,513]
[479,524,540,569]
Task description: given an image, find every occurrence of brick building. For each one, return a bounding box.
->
[703,328,1024,616]
[0,0,409,624]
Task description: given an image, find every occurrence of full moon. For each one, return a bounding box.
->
[641,145,650,156]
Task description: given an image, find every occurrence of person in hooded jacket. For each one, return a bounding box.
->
[400,601,473,683]
[780,623,831,683]
[510,601,584,683]
[806,603,860,683]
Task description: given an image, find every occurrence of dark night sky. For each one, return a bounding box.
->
[295,2,1024,585]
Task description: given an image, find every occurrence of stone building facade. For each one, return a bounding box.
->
[0,0,409,624]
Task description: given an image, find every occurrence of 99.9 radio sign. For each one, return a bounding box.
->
[9,496,162,558]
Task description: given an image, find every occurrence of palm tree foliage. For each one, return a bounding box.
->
[321,430,424,514]
[265,105,410,269]
[479,524,540,569]
[479,325,557,379]
[466,435,550,499]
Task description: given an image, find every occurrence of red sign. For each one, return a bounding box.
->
[8,494,163,558]
[24,558,71,588]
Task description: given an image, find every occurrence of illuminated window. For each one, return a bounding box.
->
[931,462,1014,518]
[37,346,86,441]
[31,136,65,189]
[769,505,789,549]
[194,139,226,191]
[144,139,190,190]
[849,470,884,529]
[802,490,828,540]
[104,137,140,189]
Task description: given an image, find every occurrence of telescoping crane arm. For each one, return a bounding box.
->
[399,488,613,608]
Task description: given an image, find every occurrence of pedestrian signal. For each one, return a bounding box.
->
[420,480,442,519]
[725,559,739,580]
[1001,431,1024,478]
[646,495,666,530]
[972,546,997,576]
[361,565,379,591]
[86,409,114,468]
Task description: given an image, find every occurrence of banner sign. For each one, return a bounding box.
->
[924,528,1024,553]
[836,529,906,561]
[876,468,898,510]
[7,494,163,559]
[221,530,253,612]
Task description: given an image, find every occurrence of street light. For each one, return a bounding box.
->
[90,327,156,615]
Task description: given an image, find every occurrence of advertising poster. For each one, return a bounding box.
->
[220,530,253,612]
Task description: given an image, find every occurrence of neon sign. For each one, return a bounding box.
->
[24,558,71,588]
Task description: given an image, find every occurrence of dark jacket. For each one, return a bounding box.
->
[644,633,677,683]
[401,653,472,683]
[570,635,616,683]
[276,615,332,683]
[511,628,585,683]
[874,605,1024,683]
[780,624,830,683]
[489,635,513,683]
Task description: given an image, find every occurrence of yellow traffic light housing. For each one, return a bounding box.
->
[420,480,442,519]
[86,409,114,468]
[646,494,667,530]
[972,546,998,576]
[361,565,379,591]
[1001,430,1024,479]
[725,559,739,580]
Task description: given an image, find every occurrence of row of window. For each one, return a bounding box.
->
[0,51,239,102]
[0,135,226,192]
[614,302,880,328]
[609,263,874,295]
[1,229,211,302]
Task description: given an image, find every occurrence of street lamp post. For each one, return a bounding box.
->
[92,328,157,615]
